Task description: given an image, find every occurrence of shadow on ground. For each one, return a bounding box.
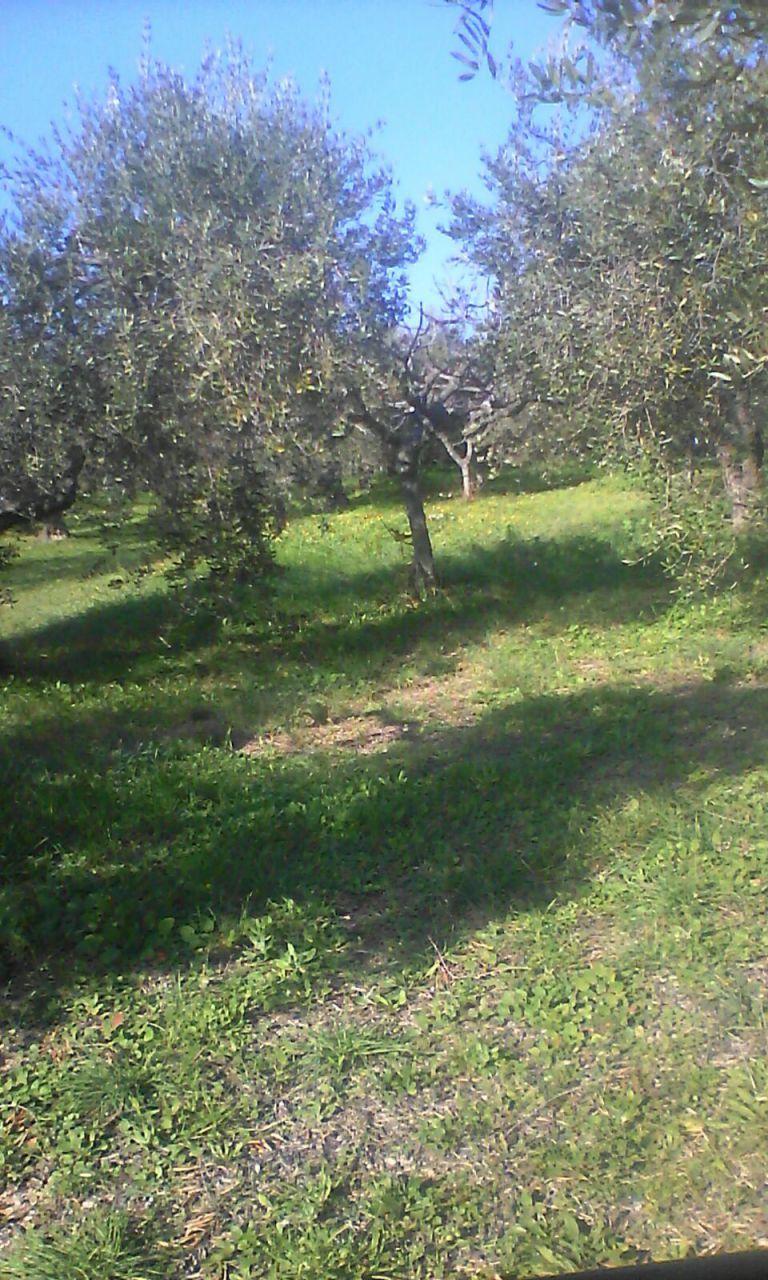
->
[477,460,596,498]
[3,669,766,1023]
[345,461,596,512]
[1,584,218,683]
[4,519,155,595]
[2,529,666,695]
[197,531,668,713]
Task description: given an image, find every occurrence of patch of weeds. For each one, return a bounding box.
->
[302,1021,403,1083]
[494,1188,642,1278]
[209,1166,488,1280]
[0,1209,169,1280]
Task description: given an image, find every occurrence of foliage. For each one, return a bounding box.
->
[541,1,768,60]
[449,12,768,587]
[443,2,767,88]
[0,46,418,591]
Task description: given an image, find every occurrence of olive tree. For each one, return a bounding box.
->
[0,47,419,589]
[333,305,531,590]
[448,11,768,584]
[444,1,766,89]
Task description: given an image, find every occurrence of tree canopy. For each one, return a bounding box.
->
[447,0,768,584]
[446,1,767,90]
[0,47,419,587]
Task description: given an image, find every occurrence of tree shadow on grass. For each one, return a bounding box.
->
[265,532,667,679]
[479,459,596,498]
[345,462,596,513]
[3,672,767,1025]
[5,547,118,593]
[2,527,665,696]
[4,518,156,595]
[1,586,209,683]
[0,525,673,789]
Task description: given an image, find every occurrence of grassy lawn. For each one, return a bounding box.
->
[1,469,767,1278]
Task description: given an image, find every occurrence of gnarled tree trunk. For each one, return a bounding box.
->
[459,443,480,501]
[434,430,479,499]
[719,444,762,528]
[719,390,764,528]
[0,445,85,534]
[312,456,350,512]
[391,434,437,592]
[346,386,438,591]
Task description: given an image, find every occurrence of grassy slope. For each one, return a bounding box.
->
[1,472,767,1279]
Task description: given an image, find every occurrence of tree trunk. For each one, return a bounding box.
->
[315,457,350,512]
[0,445,86,534]
[344,385,438,589]
[719,444,762,528]
[392,439,437,592]
[38,517,70,540]
[434,430,478,500]
[719,391,764,528]
[685,428,703,487]
[459,442,478,500]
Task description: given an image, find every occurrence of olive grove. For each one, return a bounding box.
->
[446,0,768,585]
[3,7,767,600]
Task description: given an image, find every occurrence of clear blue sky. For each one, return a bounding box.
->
[0,0,559,310]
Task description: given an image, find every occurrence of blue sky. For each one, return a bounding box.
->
[0,0,560,310]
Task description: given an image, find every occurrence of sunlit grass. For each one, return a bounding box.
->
[1,465,767,1278]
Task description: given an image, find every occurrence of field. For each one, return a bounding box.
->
[1,469,767,1279]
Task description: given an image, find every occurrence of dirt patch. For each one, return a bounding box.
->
[569,657,704,691]
[238,712,414,758]
[570,655,619,682]
[394,664,481,728]
[238,662,484,760]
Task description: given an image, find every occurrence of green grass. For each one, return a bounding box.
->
[1,467,767,1278]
